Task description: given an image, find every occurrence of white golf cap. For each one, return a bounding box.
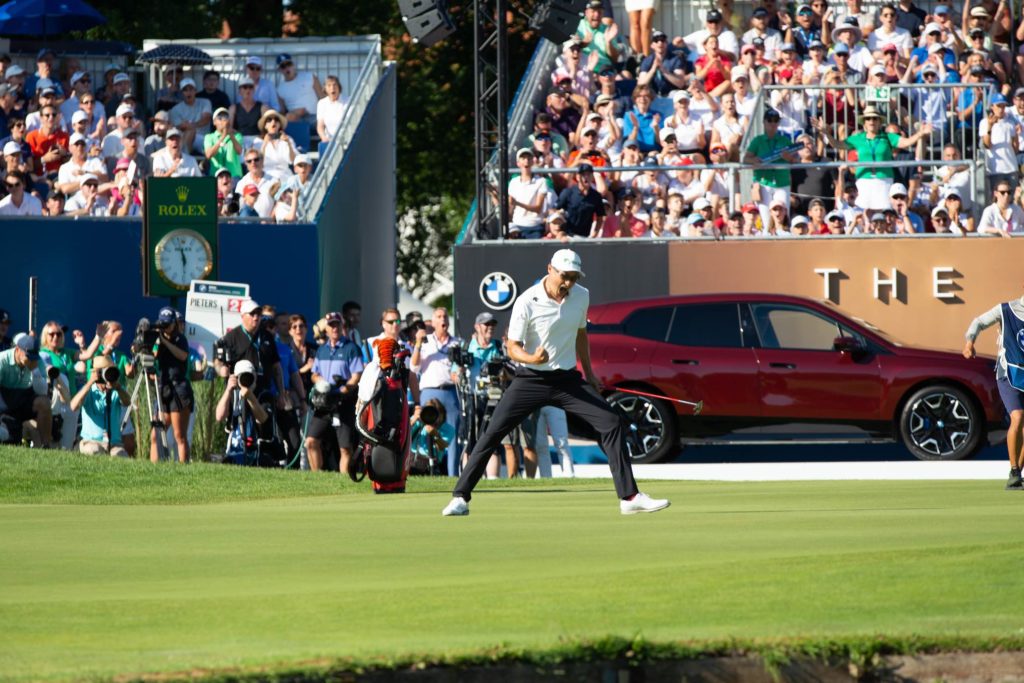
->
[239,300,261,315]
[233,359,256,376]
[179,77,196,89]
[3,141,20,155]
[693,197,711,210]
[889,182,908,197]
[71,110,89,124]
[550,249,584,276]
[69,132,87,145]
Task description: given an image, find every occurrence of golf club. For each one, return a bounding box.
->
[614,387,704,415]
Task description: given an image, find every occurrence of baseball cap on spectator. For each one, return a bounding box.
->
[70,71,88,86]
[808,40,825,51]
[233,360,256,378]
[934,5,949,15]
[3,141,20,156]
[672,89,690,102]
[577,162,594,173]
[752,37,765,48]
[69,132,87,146]
[585,0,602,8]
[474,312,497,326]
[39,86,56,97]
[752,7,768,17]
[5,65,24,78]
[14,333,40,361]
[116,103,134,117]
[214,167,233,178]
[546,210,567,224]
[651,29,667,41]
[769,198,787,210]
[796,3,812,13]
[693,198,711,210]
[622,138,640,149]
[245,55,262,67]
[240,301,262,316]
[1015,87,1024,99]
[586,112,602,122]
[924,22,942,35]
[833,42,850,55]
[706,9,722,22]
[990,93,1008,106]
[687,213,705,225]
[941,188,961,200]
[889,183,908,197]
[970,65,985,75]
[594,94,614,106]
[731,66,749,81]
[36,77,55,90]
[922,63,938,75]
[213,107,230,119]
[597,66,616,77]
[927,43,945,54]
[294,153,311,167]
[103,62,119,74]
[70,110,89,125]
[238,76,255,88]
[0,84,9,97]
[561,37,582,51]
[869,65,886,78]
[115,158,132,172]
[581,125,598,136]
[675,158,694,167]
[276,53,293,67]
[516,147,534,158]
[792,216,809,227]
[659,128,677,143]
[242,184,259,196]
[122,128,140,139]
[780,42,795,52]
[741,44,757,55]
[870,212,887,222]
[80,174,99,185]
[931,206,949,218]
[112,72,130,84]
[970,6,990,18]
[969,27,985,38]
[151,110,169,123]
[166,127,183,138]
[825,210,844,221]
[742,202,758,213]
[180,77,196,90]
[881,43,898,54]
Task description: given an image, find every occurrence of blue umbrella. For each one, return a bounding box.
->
[0,0,106,36]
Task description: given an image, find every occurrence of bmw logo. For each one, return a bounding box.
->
[480,272,517,310]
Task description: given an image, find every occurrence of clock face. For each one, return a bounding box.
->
[155,229,213,290]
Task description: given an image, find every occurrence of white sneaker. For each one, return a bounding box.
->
[442,496,469,516]
[620,492,670,515]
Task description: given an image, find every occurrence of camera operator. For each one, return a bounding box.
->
[0,334,52,447]
[261,304,302,455]
[70,356,130,457]
[410,308,462,476]
[152,307,192,463]
[214,300,285,410]
[306,311,364,472]
[81,321,136,456]
[215,360,269,463]
[409,398,455,475]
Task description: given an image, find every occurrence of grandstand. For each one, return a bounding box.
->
[454,0,1024,356]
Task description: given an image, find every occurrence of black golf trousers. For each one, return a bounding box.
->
[453,367,639,501]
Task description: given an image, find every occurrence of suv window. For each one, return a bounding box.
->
[668,303,742,348]
[622,306,673,342]
[751,304,842,351]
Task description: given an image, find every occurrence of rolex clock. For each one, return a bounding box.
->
[144,178,218,296]
[154,229,214,290]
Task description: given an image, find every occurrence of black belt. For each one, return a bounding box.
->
[426,384,456,390]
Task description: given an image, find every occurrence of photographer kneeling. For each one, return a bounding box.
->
[409,399,455,475]
[215,360,269,462]
[0,334,51,447]
[71,356,130,457]
[306,311,364,472]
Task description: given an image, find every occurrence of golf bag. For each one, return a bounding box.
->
[352,338,412,493]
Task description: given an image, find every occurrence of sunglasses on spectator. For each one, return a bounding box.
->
[891,194,907,200]
[80,99,93,104]
[245,157,261,164]
[47,330,62,336]
[5,180,22,188]
[10,121,24,127]
[996,189,1010,195]
[247,65,262,71]
[240,84,254,89]
[41,112,56,117]
[651,36,666,43]
[384,319,401,325]
[291,323,306,329]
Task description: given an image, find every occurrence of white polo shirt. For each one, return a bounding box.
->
[416,333,461,389]
[508,279,589,372]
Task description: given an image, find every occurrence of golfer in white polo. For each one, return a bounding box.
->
[442,249,670,516]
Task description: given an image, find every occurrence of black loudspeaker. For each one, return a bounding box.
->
[397,0,433,19]
[404,8,456,47]
[530,0,588,44]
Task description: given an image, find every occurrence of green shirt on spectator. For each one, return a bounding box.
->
[845,132,901,180]
[0,348,34,389]
[204,130,244,178]
[84,346,131,380]
[747,133,793,188]
[576,20,620,72]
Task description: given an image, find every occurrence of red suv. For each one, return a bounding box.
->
[586,294,1004,462]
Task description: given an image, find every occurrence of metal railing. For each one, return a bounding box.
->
[296,44,383,222]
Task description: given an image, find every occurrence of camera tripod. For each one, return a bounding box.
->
[122,353,170,461]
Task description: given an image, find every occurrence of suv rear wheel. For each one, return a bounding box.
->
[899,384,983,461]
[607,391,679,464]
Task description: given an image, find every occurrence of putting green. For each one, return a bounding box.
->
[1,449,1022,682]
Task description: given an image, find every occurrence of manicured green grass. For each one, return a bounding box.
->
[1,446,1022,682]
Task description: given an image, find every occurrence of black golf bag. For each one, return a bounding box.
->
[351,338,412,493]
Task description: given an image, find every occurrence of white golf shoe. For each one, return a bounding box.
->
[442,496,469,516]
[620,492,670,515]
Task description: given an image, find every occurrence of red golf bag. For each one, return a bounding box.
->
[351,338,412,493]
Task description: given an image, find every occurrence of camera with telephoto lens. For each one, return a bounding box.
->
[237,369,256,389]
[447,343,474,368]
[418,404,441,427]
[309,379,342,415]
[99,366,120,385]
[46,365,60,381]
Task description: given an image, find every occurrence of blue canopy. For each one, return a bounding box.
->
[0,0,106,36]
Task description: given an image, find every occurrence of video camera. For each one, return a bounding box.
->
[309,375,347,415]
[213,337,235,366]
[448,343,474,368]
[477,355,513,400]
[400,319,426,344]
[130,318,161,357]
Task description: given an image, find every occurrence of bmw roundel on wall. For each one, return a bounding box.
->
[479,272,517,310]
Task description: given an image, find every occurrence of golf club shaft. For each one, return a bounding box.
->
[614,387,701,408]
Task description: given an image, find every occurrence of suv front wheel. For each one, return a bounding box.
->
[606,391,679,464]
[898,384,983,461]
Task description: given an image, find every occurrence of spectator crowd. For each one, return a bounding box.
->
[509,0,1024,239]
[0,49,350,222]
[0,302,572,479]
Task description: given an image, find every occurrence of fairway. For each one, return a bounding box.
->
[1,450,1023,682]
